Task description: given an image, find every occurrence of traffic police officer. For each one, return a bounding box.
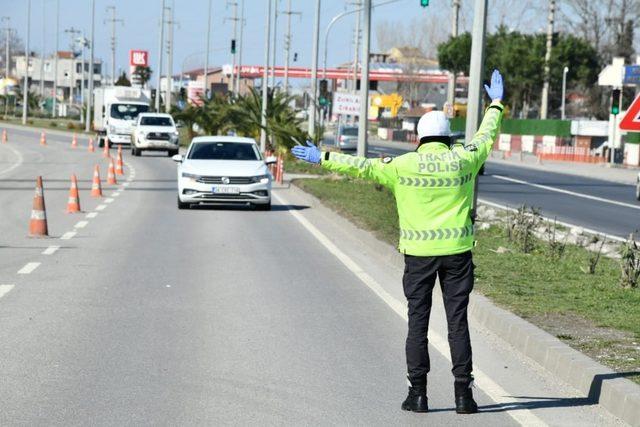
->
[292,70,505,414]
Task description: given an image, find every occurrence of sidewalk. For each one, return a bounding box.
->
[486,151,639,185]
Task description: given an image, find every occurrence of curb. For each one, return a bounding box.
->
[0,121,93,139]
[286,178,640,426]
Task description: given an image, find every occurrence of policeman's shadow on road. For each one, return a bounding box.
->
[189,204,309,212]
[476,371,640,413]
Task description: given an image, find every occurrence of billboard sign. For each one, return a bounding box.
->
[129,50,149,67]
[332,92,360,116]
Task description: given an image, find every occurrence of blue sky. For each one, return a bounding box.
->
[3,0,545,82]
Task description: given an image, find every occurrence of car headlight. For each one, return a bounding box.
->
[250,174,270,184]
[181,172,199,181]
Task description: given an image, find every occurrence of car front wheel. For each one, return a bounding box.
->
[178,197,190,210]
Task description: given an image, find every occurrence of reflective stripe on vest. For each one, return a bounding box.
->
[398,173,473,188]
[400,225,474,241]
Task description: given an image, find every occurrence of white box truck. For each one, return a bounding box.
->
[93,86,151,147]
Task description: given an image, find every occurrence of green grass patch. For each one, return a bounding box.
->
[286,158,330,176]
[295,176,640,382]
[0,116,88,133]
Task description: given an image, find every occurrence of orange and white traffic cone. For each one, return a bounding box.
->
[40,131,47,146]
[71,133,78,148]
[115,145,124,175]
[66,174,81,213]
[29,176,49,237]
[91,165,103,197]
[103,137,110,158]
[2,129,7,144]
[107,158,117,185]
[88,137,95,152]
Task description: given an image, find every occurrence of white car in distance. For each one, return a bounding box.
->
[131,113,180,157]
[174,136,276,210]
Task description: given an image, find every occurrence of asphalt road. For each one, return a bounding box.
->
[363,139,640,239]
[0,127,624,425]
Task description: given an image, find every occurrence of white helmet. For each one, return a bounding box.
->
[417,111,451,140]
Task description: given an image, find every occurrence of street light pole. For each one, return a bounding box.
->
[155,0,166,111]
[356,0,371,158]
[165,3,175,112]
[203,0,212,99]
[561,66,568,120]
[39,1,45,99]
[1,17,9,79]
[227,1,238,96]
[282,0,301,93]
[352,1,361,93]
[270,0,279,89]
[85,0,95,132]
[465,0,488,221]
[260,0,272,152]
[308,0,321,138]
[540,0,556,119]
[446,0,461,107]
[22,0,31,125]
[235,0,245,95]
[105,6,123,85]
[53,3,59,118]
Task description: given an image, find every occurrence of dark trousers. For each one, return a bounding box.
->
[402,251,474,384]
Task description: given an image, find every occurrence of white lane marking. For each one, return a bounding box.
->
[104,198,114,204]
[86,212,98,218]
[0,284,15,299]
[74,220,89,229]
[18,262,40,275]
[0,144,25,176]
[60,231,76,240]
[478,198,630,243]
[42,245,60,255]
[273,192,546,427]
[111,192,120,197]
[491,174,640,211]
[122,182,130,187]
[95,204,107,211]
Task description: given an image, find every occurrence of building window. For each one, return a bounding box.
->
[76,63,82,73]
[93,64,101,74]
[44,62,52,72]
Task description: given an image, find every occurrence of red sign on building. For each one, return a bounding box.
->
[129,50,149,67]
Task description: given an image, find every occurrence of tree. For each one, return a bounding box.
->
[437,32,472,76]
[0,29,25,78]
[114,72,131,87]
[133,65,152,88]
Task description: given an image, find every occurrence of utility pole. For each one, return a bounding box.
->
[352,0,361,93]
[282,0,300,93]
[155,0,166,111]
[356,0,371,157]
[105,6,124,85]
[22,0,31,125]
[540,0,555,119]
[308,0,321,138]
[53,2,59,118]
[260,0,272,152]
[79,33,87,125]
[446,0,461,107]
[270,0,279,89]
[235,0,245,95]
[39,1,45,98]
[1,17,9,79]
[203,0,212,99]
[465,0,488,220]
[64,27,81,109]
[165,3,176,112]
[85,0,95,132]
[225,1,239,95]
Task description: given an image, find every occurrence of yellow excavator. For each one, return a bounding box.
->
[370,93,403,119]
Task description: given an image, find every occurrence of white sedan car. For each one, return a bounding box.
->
[173,136,276,210]
[131,113,180,157]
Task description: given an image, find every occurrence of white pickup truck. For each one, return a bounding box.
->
[131,113,180,157]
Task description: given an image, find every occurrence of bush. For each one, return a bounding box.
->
[49,122,58,128]
[620,235,640,288]
[66,122,76,130]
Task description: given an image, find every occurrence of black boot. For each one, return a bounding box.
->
[454,376,478,414]
[401,378,429,413]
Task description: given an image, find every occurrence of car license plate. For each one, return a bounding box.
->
[212,186,240,194]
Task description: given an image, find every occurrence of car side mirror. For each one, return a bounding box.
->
[172,154,183,163]
[265,155,277,165]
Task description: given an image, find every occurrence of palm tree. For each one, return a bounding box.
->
[133,66,152,88]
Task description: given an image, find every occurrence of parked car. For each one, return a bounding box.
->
[131,113,180,157]
[336,125,358,151]
[173,136,276,210]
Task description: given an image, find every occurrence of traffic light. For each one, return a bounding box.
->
[231,39,236,54]
[611,88,621,115]
[293,52,298,62]
[319,79,328,106]
[420,0,429,7]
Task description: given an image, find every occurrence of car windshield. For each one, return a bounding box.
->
[110,104,149,120]
[341,127,358,136]
[188,142,260,161]
[140,116,173,126]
